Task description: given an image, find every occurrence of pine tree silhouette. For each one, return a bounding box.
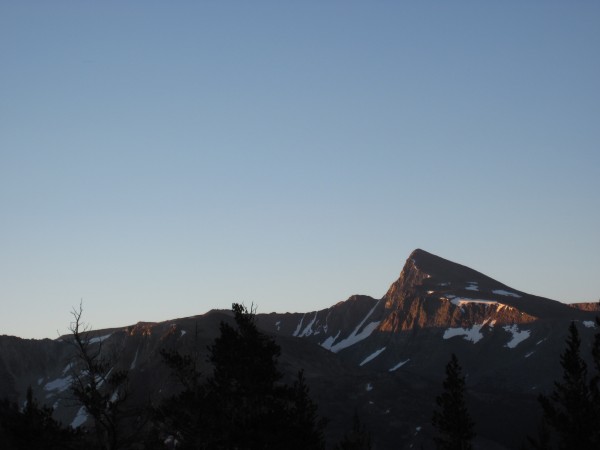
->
[335,411,372,450]
[590,315,600,429]
[283,369,328,450]
[431,353,475,450]
[538,321,600,449]
[158,303,326,450]
[0,387,81,450]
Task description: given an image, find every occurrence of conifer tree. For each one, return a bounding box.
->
[0,387,81,450]
[158,303,327,450]
[538,320,600,449]
[335,411,372,450]
[525,419,552,450]
[283,370,328,450]
[431,353,475,450]
[590,316,600,420]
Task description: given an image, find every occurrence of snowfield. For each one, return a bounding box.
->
[88,334,112,344]
[330,321,381,353]
[450,297,499,307]
[443,324,485,343]
[443,294,506,308]
[328,299,382,353]
[292,314,306,337]
[359,347,386,366]
[299,312,319,337]
[320,331,341,350]
[493,289,521,298]
[503,325,530,348]
[465,282,479,291]
[389,359,410,372]
[71,406,88,428]
[44,375,72,393]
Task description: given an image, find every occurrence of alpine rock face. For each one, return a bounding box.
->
[1,249,598,449]
[259,249,593,381]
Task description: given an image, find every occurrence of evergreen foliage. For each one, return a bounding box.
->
[590,316,600,422]
[431,353,475,450]
[157,303,327,450]
[526,420,552,450]
[335,411,372,450]
[537,320,600,449]
[0,387,81,450]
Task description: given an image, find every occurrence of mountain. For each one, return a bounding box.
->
[260,249,594,385]
[570,301,600,312]
[1,249,598,449]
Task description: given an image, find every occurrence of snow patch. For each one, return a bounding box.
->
[443,324,485,343]
[275,321,281,331]
[427,290,435,295]
[164,436,180,448]
[89,334,111,344]
[583,321,596,328]
[62,362,73,375]
[389,359,410,372]
[450,298,498,307]
[493,289,521,298]
[366,383,373,392]
[299,312,318,337]
[525,351,535,358]
[44,376,72,392]
[359,347,386,366]
[323,311,331,334]
[321,331,341,350]
[71,406,88,428]
[292,314,305,337]
[465,282,479,291]
[130,349,139,370]
[97,368,113,388]
[37,377,44,385]
[329,299,381,353]
[330,321,381,353]
[503,325,530,348]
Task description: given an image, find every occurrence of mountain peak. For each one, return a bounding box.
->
[408,248,432,259]
[406,249,494,285]
[388,248,587,321]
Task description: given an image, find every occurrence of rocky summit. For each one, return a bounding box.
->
[1,249,598,449]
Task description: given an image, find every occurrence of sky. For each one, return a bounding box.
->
[1,2,599,340]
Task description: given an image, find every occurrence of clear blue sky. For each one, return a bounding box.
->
[1,2,599,339]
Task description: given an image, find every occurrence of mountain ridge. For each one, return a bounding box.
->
[1,248,598,449]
